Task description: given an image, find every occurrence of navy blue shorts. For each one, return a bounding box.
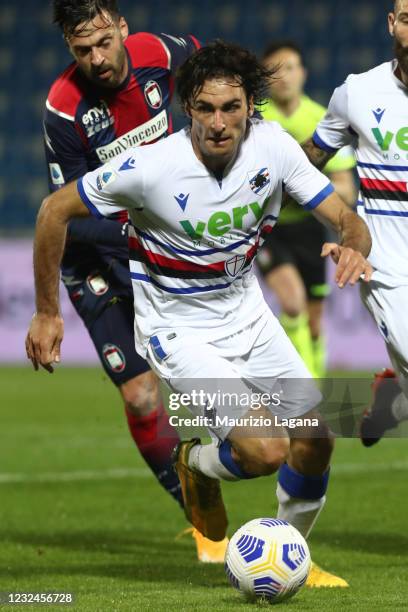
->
[64,268,150,386]
[89,297,150,386]
[257,217,330,301]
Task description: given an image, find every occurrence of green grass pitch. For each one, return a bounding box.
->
[1,366,408,611]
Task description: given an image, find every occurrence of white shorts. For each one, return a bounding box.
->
[146,308,321,440]
[360,282,408,395]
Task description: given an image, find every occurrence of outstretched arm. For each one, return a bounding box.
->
[26,181,89,372]
[328,169,356,207]
[312,191,372,288]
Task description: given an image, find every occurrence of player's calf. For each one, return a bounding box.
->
[121,371,183,506]
[287,426,334,475]
[276,414,333,539]
[120,370,160,416]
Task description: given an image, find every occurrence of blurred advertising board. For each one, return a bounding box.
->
[0,239,389,368]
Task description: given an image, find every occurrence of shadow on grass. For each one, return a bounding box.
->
[2,525,407,594]
[0,527,227,584]
[311,530,408,557]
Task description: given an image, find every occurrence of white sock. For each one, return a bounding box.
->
[188,443,239,481]
[276,482,326,539]
[391,392,408,423]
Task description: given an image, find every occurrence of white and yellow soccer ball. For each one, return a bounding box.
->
[225,518,311,603]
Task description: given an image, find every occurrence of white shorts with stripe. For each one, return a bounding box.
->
[146,308,320,440]
[360,281,408,396]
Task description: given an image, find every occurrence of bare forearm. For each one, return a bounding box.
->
[339,209,371,258]
[34,197,68,315]
[27,182,90,371]
[302,138,335,170]
[33,181,90,315]
[330,170,357,207]
[313,192,371,258]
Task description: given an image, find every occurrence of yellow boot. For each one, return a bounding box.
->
[173,439,228,541]
[306,562,349,588]
[176,527,229,563]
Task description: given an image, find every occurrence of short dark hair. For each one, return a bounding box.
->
[53,0,120,37]
[262,40,305,67]
[176,40,277,109]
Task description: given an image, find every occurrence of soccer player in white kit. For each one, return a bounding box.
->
[303,0,408,446]
[26,41,372,586]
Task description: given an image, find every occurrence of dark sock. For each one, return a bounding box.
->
[125,403,183,507]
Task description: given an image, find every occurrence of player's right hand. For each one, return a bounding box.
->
[25,313,64,373]
[321,242,373,288]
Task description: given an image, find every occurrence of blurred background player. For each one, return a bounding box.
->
[43,0,225,561]
[303,0,408,444]
[256,42,357,378]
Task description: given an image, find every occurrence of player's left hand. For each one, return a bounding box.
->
[321,242,373,288]
[25,312,64,373]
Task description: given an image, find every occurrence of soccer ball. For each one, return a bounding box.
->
[225,518,311,603]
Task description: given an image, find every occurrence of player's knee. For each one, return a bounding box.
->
[281,291,307,319]
[120,371,160,417]
[237,438,289,476]
[279,289,306,319]
[265,267,306,317]
[283,303,304,319]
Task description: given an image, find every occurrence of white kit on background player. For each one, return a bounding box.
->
[78,119,332,431]
[314,60,408,386]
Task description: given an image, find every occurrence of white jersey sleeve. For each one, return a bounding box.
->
[313,82,354,152]
[77,148,144,219]
[278,129,334,210]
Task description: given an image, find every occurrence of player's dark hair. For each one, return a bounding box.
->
[262,40,305,67]
[176,40,277,109]
[53,0,120,37]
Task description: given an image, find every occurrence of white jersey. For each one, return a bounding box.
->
[79,119,332,357]
[315,60,408,287]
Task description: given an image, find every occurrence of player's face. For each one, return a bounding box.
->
[189,78,254,171]
[67,11,129,88]
[389,1,408,77]
[263,48,306,104]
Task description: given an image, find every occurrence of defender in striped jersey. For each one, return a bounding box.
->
[27,41,372,585]
[303,0,408,446]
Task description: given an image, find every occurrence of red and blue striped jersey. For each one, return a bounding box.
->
[314,60,408,287]
[43,32,200,281]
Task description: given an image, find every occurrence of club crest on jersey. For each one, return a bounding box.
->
[102,344,126,373]
[96,168,116,191]
[248,168,270,195]
[144,80,163,109]
[225,254,246,278]
[86,273,109,295]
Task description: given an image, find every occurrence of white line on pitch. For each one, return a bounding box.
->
[0,467,150,484]
[333,460,408,474]
[0,460,407,485]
